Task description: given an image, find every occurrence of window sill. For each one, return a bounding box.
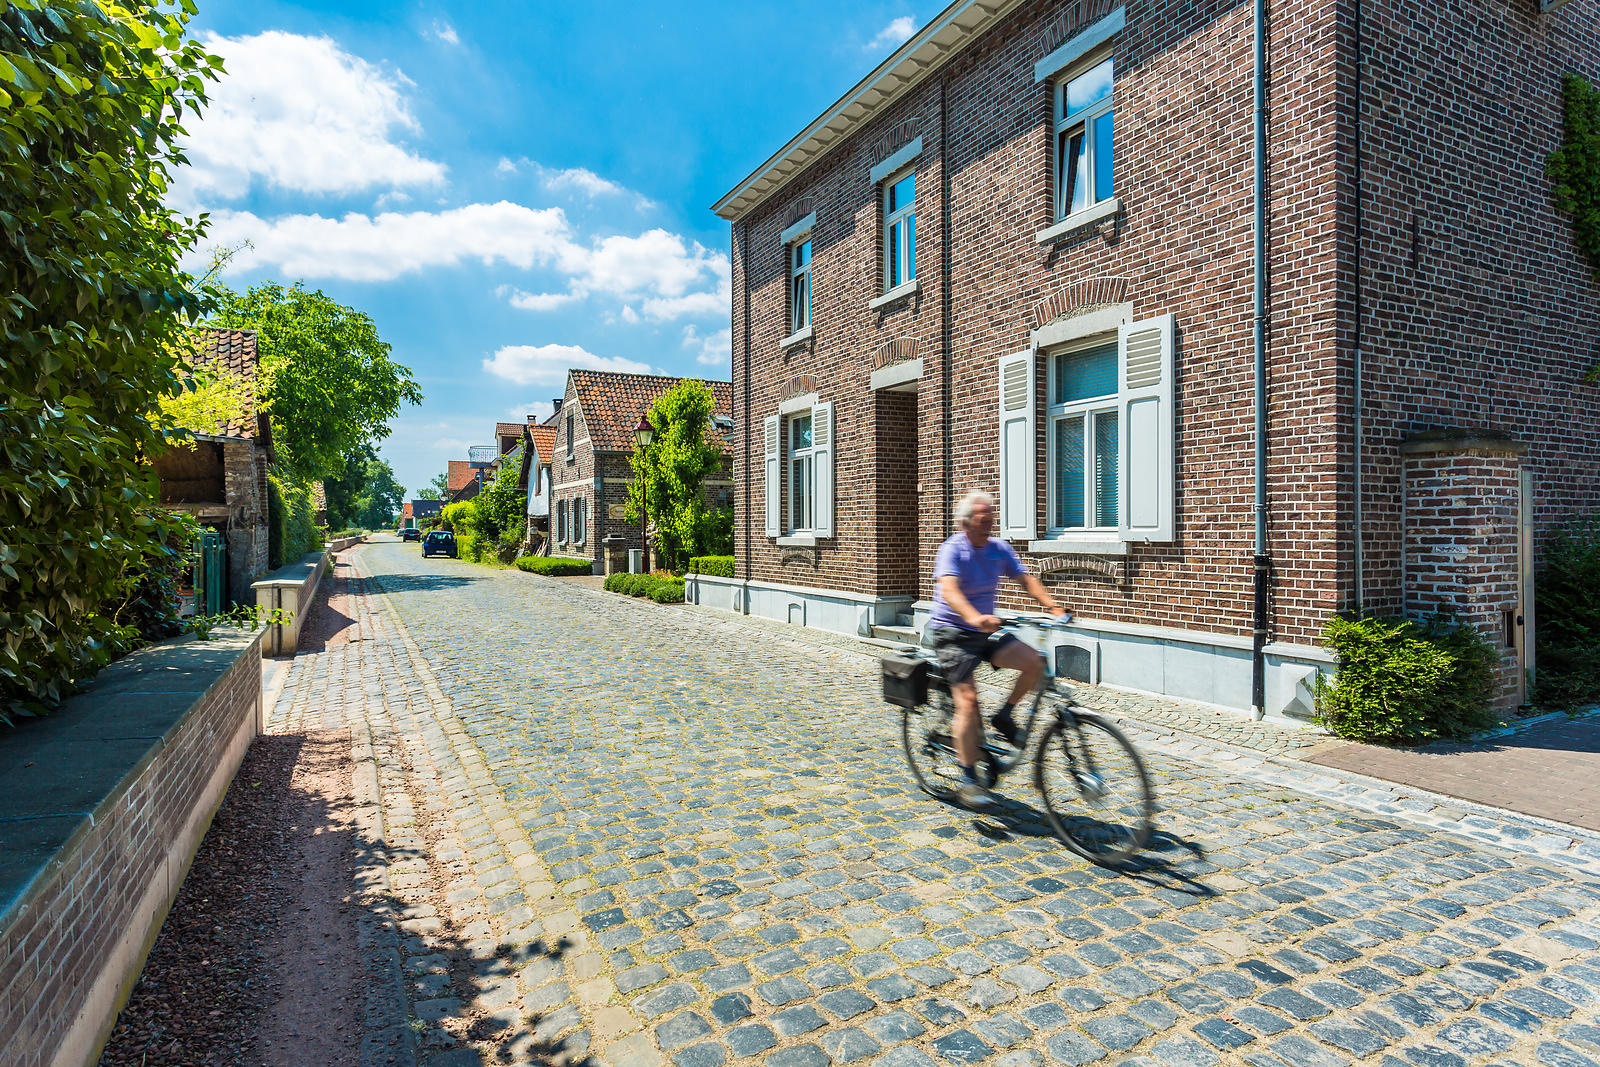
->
[868,278,919,310]
[1028,537,1128,556]
[776,534,817,547]
[1035,197,1122,245]
[780,325,813,349]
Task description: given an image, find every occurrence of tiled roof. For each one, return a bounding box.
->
[410,499,442,517]
[495,422,525,449]
[190,327,263,440]
[527,422,558,465]
[447,459,475,494]
[568,371,734,452]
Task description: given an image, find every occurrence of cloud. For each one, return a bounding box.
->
[541,166,630,200]
[175,31,446,201]
[497,285,584,312]
[482,344,654,387]
[426,20,460,45]
[506,400,557,422]
[683,325,732,368]
[867,16,916,51]
[495,156,518,174]
[562,229,727,311]
[642,254,730,320]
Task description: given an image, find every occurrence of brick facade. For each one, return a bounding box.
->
[720,0,1600,710]
[223,438,270,605]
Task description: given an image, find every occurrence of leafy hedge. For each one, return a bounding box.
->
[1534,517,1600,709]
[1314,614,1499,745]
[689,555,735,577]
[604,572,686,603]
[268,474,322,568]
[515,556,592,577]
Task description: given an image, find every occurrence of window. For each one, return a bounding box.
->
[573,498,586,544]
[1047,340,1119,532]
[1054,57,1114,220]
[790,238,812,333]
[763,403,833,540]
[788,413,817,533]
[883,170,916,291]
[565,412,574,457]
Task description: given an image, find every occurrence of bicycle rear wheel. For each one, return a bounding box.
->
[902,688,998,798]
[1033,710,1154,864]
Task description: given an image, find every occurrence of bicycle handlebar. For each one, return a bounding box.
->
[998,613,1072,631]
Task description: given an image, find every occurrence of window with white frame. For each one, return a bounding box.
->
[883,170,916,291]
[1047,340,1119,532]
[790,238,812,334]
[788,413,816,533]
[1054,56,1114,220]
[763,403,834,540]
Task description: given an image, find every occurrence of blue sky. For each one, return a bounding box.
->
[180,1,928,497]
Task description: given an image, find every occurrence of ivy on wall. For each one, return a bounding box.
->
[1547,72,1600,382]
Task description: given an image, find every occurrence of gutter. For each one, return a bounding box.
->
[1250,0,1272,720]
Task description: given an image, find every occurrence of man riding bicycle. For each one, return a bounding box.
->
[931,490,1068,810]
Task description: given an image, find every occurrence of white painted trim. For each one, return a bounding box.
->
[869,136,924,185]
[1262,640,1338,666]
[870,358,923,391]
[779,391,820,415]
[776,534,817,547]
[1034,7,1125,83]
[1034,196,1122,244]
[869,278,919,310]
[1027,537,1128,555]
[780,325,814,349]
[1032,302,1132,350]
[779,212,817,245]
[692,573,898,607]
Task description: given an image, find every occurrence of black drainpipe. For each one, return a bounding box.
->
[940,73,954,541]
[1352,0,1365,613]
[1250,0,1272,719]
[740,220,752,612]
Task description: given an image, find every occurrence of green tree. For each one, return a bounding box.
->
[625,380,728,569]
[417,487,441,501]
[207,282,423,481]
[429,471,450,498]
[1548,73,1600,382]
[322,447,373,531]
[353,458,406,530]
[0,1,221,723]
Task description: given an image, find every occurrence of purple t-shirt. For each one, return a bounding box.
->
[929,533,1025,631]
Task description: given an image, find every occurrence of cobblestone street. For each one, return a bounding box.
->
[271,539,1600,1067]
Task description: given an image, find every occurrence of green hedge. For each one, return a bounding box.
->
[268,474,322,569]
[603,572,685,603]
[649,580,686,604]
[1534,516,1600,708]
[515,556,593,577]
[1314,614,1499,745]
[689,555,735,577]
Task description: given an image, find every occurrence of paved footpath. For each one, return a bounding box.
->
[272,538,1600,1067]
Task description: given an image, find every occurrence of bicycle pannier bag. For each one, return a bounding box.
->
[881,654,929,708]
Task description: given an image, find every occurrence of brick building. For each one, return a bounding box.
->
[401,498,442,531]
[517,415,559,550]
[446,458,483,503]
[152,328,272,605]
[709,0,1600,717]
[548,371,734,572]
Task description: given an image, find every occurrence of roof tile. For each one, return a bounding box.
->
[569,371,733,452]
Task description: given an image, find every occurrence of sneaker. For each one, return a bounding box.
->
[955,781,999,812]
[991,711,1023,749]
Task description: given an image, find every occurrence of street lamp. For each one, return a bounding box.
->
[633,415,654,573]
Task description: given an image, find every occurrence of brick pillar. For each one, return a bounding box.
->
[1401,435,1525,709]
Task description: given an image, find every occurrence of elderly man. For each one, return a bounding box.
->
[930,490,1069,810]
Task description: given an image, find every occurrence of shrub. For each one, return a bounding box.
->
[1534,516,1600,709]
[649,580,685,604]
[269,474,321,564]
[621,574,650,597]
[689,555,735,578]
[603,573,627,593]
[329,528,369,540]
[1314,614,1499,745]
[515,556,593,577]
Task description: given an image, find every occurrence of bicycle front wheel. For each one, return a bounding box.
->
[1034,711,1154,865]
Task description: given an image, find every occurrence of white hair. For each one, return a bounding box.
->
[956,490,995,525]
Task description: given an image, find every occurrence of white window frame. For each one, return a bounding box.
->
[1054,55,1115,223]
[787,412,818,536]
[882,167,916,293]
[789,237,812,335]
[1045,337,1121,538]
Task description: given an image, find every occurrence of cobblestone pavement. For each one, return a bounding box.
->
[277,541,1600,1067]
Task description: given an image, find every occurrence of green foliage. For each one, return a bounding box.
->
[515,556,592,577]
[206,282,422,481]
[158,356,253,437]
[626,380,729,569]
[417,487,441,500]
[649,579,686,604]
[1533,516,1600,709]
[1314,614,1500,745]
[689,555,736,578]
[269,474,321,566]
[328,528,369,540]
[1549,73,1600,382]
[0,1,221,724]
[439,464,524,564]
[604,571,684,602]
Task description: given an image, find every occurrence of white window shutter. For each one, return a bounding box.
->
[996,350,1037,541]
[812,401,835,538]
[763,415,781,537]
[1117,314,1176,542]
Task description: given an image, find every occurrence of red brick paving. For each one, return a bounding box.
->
[1303,715,1600,831]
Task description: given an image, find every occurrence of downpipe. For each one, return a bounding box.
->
[1250,0,1271,721]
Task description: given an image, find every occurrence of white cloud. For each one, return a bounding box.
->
[642,254,731,320]
[867,16,916,51]
[683,325,732,368]
[426,20,460,45]
[541,166,629,200]
[497,285,585,312]
[562,229,726,310]
[495,156,518,174]
[483,344,654,386]
[620,306,641,325]
[506,401,557,423]
[176,31,446,201]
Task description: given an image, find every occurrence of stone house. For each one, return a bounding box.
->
[548,371,734,572]
[709,0,1600,718]
[151,328,272,605]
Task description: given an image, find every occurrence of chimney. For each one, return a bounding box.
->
[552,398,564,413]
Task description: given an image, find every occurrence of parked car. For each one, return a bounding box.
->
[401,527,422,542]
[422,530,457,558]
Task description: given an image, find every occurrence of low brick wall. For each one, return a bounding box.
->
[327,533,365,553]
[0,628,263,1067]
[252,550,329,656]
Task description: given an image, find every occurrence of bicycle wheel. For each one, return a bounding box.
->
[902,688,998,798]
[1033,709,1154,864]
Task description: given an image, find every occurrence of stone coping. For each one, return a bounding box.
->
[251,549,327,588]
[0,628,261,919]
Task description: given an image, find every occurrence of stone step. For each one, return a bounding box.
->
[871,623,921,643]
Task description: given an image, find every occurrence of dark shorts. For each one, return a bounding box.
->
[931,626,1022,686]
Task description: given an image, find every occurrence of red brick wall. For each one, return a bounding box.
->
[0,632,262,1067]
[874,388,921,597]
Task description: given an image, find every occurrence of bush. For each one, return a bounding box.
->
[515,556,593,577]
[689,555,735,578]
[1314,614,1499,745]
[649,580,686,604]
[269,474,321,564]
[1534,516,1600,708]
[329,528,369,540]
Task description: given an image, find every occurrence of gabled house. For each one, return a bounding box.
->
[711,0,1600,718]
[517,414,560,549]
[152,328,273,605]
[402,499,442,531]
[548,371,733,572]
[446,459,481,503]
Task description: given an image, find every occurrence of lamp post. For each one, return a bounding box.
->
[633,415,654,574]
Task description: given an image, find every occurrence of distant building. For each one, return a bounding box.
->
[401,499,442,530]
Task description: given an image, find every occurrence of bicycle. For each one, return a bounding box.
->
[884,615,1156,865]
